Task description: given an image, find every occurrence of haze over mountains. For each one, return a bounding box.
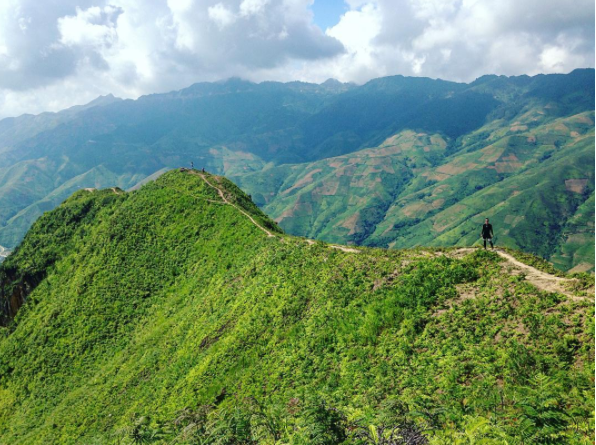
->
[0,69,593,270]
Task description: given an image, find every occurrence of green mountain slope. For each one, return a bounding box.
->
[0,170,593,444]
[0,70,592,254]
[235,109,595,272]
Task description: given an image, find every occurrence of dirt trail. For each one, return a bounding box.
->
[189,172,365,252]
[193,172,276,238]
[449,248,591,300]
[493,249,581,299]
[302,238,360,253]
[330,245,360,253]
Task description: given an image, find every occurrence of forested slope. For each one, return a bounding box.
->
[0,170,593,444]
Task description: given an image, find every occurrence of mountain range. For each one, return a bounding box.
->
[0,69,593,271]
[0,170,593,443]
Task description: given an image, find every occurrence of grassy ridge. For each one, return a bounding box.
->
[0,170,593,444]
[0,70,593,263]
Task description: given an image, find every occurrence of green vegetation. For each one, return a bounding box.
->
[0,70,593,276]
[0,170,592,444]
[236,111,595,272]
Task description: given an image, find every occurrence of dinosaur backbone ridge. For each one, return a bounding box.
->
[0,169,593,444]
[0,69,593,272]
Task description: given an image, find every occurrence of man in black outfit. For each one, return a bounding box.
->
[481,218,494,249]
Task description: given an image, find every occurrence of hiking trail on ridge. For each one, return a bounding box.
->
[449,248,592,300]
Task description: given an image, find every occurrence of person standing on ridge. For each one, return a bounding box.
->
[481,218,494,249]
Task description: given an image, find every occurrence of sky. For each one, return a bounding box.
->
[0,0,593,119]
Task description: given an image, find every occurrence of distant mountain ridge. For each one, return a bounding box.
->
[0,69,593,270]
[235,111,594,272]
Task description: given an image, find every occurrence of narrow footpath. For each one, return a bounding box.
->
[449,248,592,300]
[192,172,276,237]
[186,170,593,298]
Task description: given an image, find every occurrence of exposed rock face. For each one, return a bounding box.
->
[0,268,42,325]
[0,189,125,326]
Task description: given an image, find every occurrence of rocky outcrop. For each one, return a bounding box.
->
[0,267,43,325]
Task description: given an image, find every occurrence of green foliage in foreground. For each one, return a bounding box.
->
[0,170,593,444]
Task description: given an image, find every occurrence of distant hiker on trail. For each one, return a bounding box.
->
[202,167,205,173]
[191,161,194,169]
[481,218,494,249]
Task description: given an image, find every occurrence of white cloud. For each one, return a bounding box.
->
[167,0,193,13]
[293,0,595,83]
[0,0,593,119]
[239,0,269,17]
[539,39,588,73]
[58,6,121,47]
[208,3,236,28]
[327,3,380,54]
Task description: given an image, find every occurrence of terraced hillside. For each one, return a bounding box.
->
[0,170,593,444]
[0,69,593,272]
[235,109,595,272]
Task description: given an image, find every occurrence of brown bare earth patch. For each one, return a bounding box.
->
[479,145,505,163]
[565,179,588,193]
[527,135,536,143]
[510,125,528,132]
[501,154,519,162]
[494,161,523,173]
[372,268,401,290]
[422,171,450,181]
[571,114,594,125]
[329,245,360,253]
[437,162,479,175]
[565,233,591,245]
[448,247,475,259]
[380,163,395,174]
[380,134,401,146]
[568,263,594,274]
[430,135,447,148]
[432,199,445,209]
[282,169,322,195]
[313,181,340,196]
[347,157,365,165]
[335,165,357,177]
[340,212,360,235]
[432,184,450,196]
[402,201,432,218]
[362,166,383,175]
[278,198,313,220]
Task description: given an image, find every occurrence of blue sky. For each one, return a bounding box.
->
[310,0,347,31]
